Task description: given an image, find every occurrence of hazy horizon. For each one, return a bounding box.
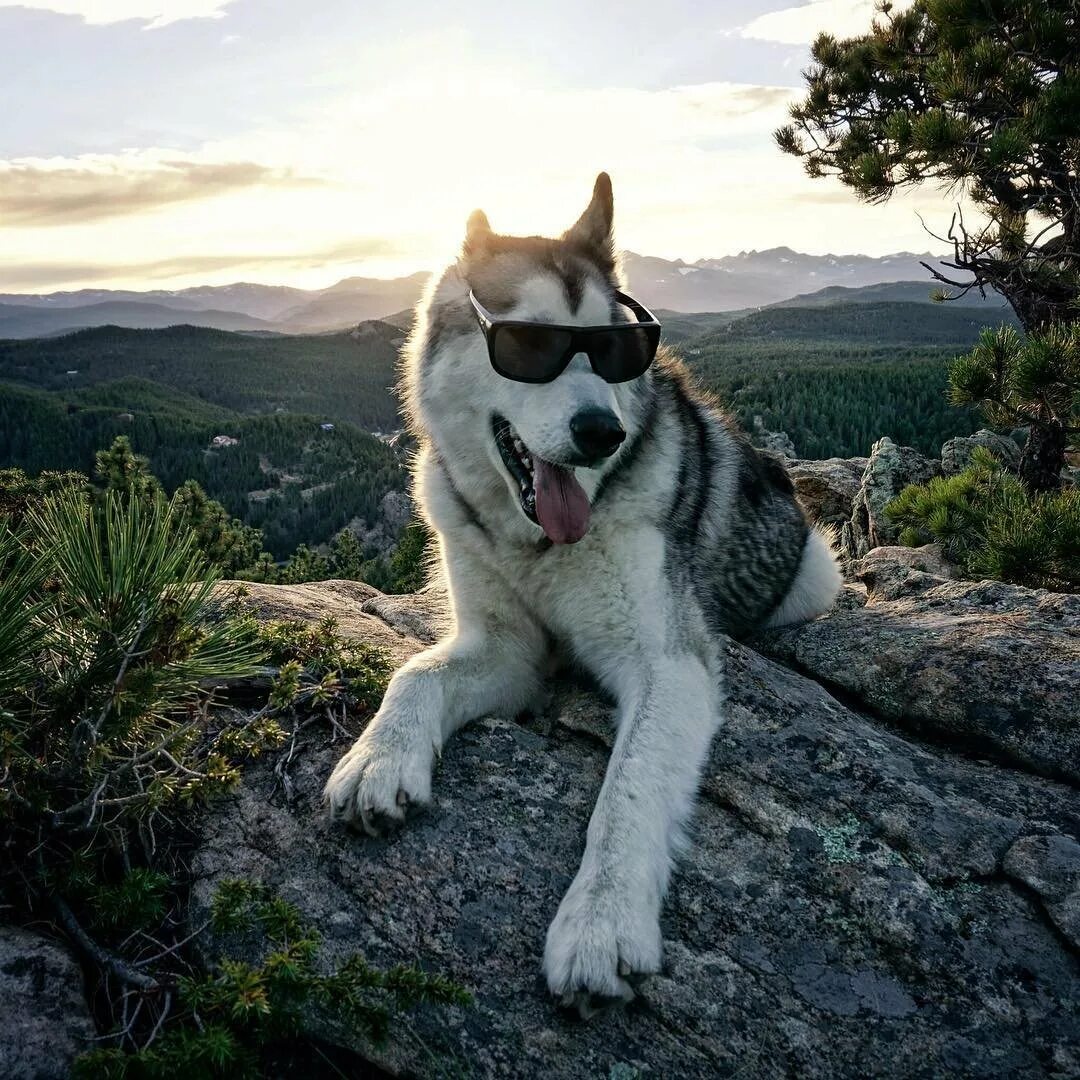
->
[1,243,958,298]
[1,0,979,295]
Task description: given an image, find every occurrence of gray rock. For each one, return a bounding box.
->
[841,438,939,561]
[941,429,1022,476]
[750,415,797,459]
[1003,834,1080,948]
[347,489,415,556]
[192,583,1080,1079]
[858,544,959,592]
[0,926,95,1079]
[787,457,867,528]
[755,574,1080,784]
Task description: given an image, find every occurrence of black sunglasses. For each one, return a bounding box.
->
[469,289,661,384]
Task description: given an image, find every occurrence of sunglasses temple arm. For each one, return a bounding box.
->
[614,290,658,325]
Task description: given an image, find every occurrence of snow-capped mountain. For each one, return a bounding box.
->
[619,248,961,312]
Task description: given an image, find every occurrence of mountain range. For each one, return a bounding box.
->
[0,249,1005,340]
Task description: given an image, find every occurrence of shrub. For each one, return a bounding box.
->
[385,520,435,594]
[74,880,470,1080]
[0,488,274,1045]
[1,489,268,842]
[948,324,1080,493]
[2,481,460,1072]
[1,489,273,926]
[886,447,1080,591]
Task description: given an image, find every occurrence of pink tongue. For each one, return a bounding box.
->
[533,458,590,544]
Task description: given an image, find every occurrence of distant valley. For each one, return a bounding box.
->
[0,254,1019,561]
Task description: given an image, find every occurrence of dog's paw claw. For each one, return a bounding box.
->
[543,879,661,1014]
[356,803,404,838]
[324,720,435,832]
[557,985,635,1021]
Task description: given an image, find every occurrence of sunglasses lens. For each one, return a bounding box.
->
[492,325,573,382]
[588,326,658,383]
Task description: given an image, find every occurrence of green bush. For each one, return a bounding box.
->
[0,489,269,848]
[254,615,393,718]
[886,447,1080,591]
[0,487,276,1052]
[75,880,470,1080]
[1,479,463,1072]
[386,520,435,594]
[948,324,1080,493]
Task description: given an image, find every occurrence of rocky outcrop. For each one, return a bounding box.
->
[841,437,939,560]
[856,543,958,584]
[346,489,414,556]
[190,580,1080,1080]
[755,555,1080,785]
[224,578,444,662]
[0,926,95,1079]
[787,457,867,528]
[750,416,797,459]
[941,429,1022,475]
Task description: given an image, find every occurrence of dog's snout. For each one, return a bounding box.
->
[570,407,625,460]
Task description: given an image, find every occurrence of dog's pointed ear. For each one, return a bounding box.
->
[563,172,614,269]
[463,209,493,260]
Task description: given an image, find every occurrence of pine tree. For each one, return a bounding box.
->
[279,544,329,584]
[776,0,1080,329]
[172,480,266,576]
[776,0,1080,487]
[90,437,272,575]
[327,528,365,579]
[94,436,162,501]
[386,522,432,594]
[949,324,1080,491]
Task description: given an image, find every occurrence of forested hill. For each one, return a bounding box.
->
[0,295,1017,553]
[0,379,401,559]
[0,322,403,433]
[681,301,1018,459]
[724,300,1018,343]
[0,323,408,558]
[771,280,1010,310]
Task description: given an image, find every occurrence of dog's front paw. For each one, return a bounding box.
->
[324,715,436,836]
[543,874,662,1017]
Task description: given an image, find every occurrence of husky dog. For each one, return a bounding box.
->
[326,173,841,1008]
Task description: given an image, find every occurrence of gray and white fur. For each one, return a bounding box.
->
[325,173,841,1010]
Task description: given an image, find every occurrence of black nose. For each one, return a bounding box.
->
[570,407,625,460]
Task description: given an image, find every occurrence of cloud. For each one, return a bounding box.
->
[741,0,912,46]
[0,1,233,28]
[0,75,970,293]
[0,238,404,290]
[0,153,321,226]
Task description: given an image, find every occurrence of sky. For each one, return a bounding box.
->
[0,0,962,294]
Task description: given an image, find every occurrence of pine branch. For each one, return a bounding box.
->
[52,892,160,992]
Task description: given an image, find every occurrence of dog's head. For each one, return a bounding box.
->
[416,173,656,546]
